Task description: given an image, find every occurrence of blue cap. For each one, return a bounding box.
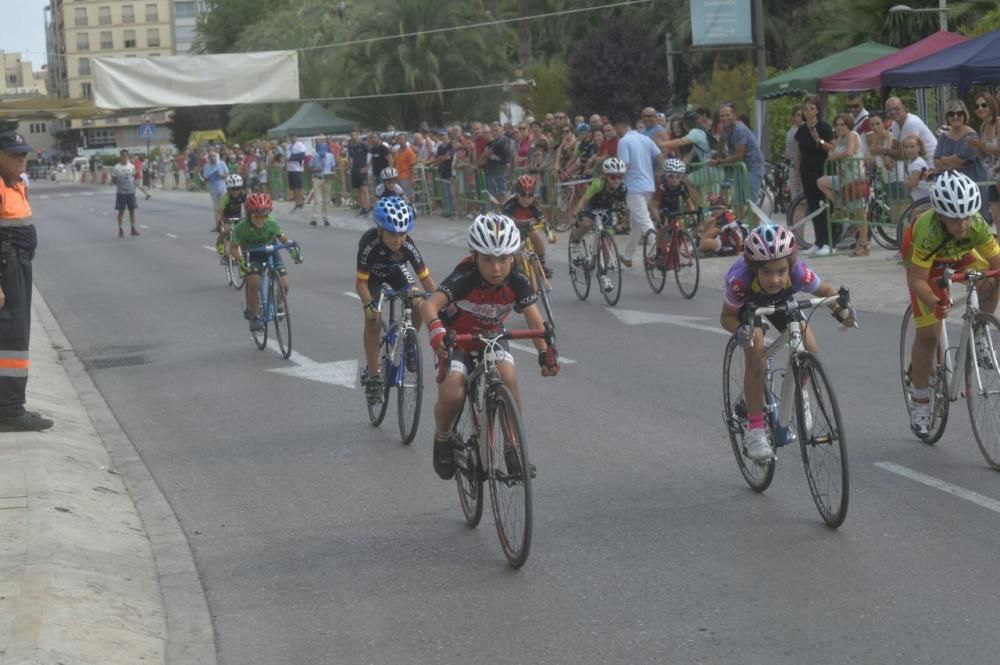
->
[576,123,591,133]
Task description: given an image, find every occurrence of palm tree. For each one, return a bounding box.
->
[330,0,513,128]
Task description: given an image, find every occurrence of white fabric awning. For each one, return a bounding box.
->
[93,51,300,109]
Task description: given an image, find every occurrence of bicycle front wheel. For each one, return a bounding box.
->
[397,328,423,445]
[247,285,268,350]
[568,236,591,301]
[899,305,949,444]
[966,313,1000,470]
[453,397,484,527]
[722,336,775,492]
[531,258,555,330]
[794,352,849,528]
[642,229,666,294]
[271,272,292,359]
[786,192,813,250]
[486,382,532,568]
[366,324,391,426]
[673,230,700,299]
[896,197,931,248]
[868,195,897,250]
[598,233,622,307]
[229,253,245,290]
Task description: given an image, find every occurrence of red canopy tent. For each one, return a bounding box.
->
[818,31,968,92]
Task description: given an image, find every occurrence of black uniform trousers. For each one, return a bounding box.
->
[0,225,36,418]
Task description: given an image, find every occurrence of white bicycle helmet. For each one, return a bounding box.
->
[930,170,981,219]
[664,158,686,175]
[380,167,399,180]
[744,223,797,263]
[467,213,521,256]
[225,173,244,188]
[603,157,626,175]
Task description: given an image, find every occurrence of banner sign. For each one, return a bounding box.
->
[691,0,753,47]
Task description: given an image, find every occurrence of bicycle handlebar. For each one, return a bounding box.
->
[435,323,556,384]
[935,267,1000,289]
[374,285,432,312]
[246,241,298,254]
[740,287,852,344]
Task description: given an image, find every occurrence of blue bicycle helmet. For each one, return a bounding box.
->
[374,195,414,233]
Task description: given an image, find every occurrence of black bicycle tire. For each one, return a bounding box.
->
[722,336,775,492]
[599,232,623,307]
[531,258,556,330]
[250,277,268,350]
[868,193,898,250]
[366,322,391,426]
[229,246,245,291]
[642,229,666,294]
[896,197,931,248]
[794,353,849,528]
[271,271,292,359]
[786,192,814,250]
[899,304,948,444]
[568,234,592,301]
[673,230,700,299]
[487,382,533,568]
[453,397,484,527]
[965,313,1000,470]
[397,328,423,445]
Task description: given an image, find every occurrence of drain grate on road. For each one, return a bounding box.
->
[82,354,151,371]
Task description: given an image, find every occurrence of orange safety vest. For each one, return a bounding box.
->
[0,177,32,226]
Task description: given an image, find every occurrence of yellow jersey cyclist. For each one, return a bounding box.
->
[356,196,436,401]
[901,170,1000,436]
[215,174,247,258]
[569,157,628,292]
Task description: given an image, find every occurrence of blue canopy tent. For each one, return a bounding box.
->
[883,28,1000,96]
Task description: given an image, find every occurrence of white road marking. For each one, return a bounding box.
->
[875,461,1000,515]
[139,224,149,229]
[165,233,178,239]
[202,245,216,252]
[508,340,577,364]
[343,291,361,300]
[608,308,728,335]
[264,341,357,388]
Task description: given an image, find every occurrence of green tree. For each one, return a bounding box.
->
[195,0,293,53]
[329,0,513,128]
[566,17,670,116]
[514,62,569,117]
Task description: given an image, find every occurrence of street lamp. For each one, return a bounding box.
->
[889,2,948,32]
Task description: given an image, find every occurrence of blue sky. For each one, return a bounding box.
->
[0,0,52,70]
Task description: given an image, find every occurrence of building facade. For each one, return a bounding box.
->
[45,0,206,153]
[1,53,54,155]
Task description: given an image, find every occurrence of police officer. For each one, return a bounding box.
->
[0,131,53,431]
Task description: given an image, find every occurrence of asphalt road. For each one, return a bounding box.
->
[30,180,1000,665]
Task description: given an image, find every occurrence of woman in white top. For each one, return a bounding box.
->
[968,92,1000,225]
[817,113,865,254]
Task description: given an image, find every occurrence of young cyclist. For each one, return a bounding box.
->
[230,193,302,332]
[420,213,559,480]
[569,157,629,292]
[651,157,701,267]
[699,192,749,257]
[356,196,437,401]
[374,167,406,201]
[501,174,554,278]
[720,223,857,462]
[901,171,1000,435]
[216,174,247,259]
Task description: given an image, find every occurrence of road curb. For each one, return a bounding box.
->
[30,288,217,665]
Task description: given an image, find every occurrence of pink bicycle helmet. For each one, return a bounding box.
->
[743,223,797,263]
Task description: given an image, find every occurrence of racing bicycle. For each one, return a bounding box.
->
[516,224,555,330]
[221,216,244,289]
[900,267,1000,468]
[722,289,853,528]
[441,324,556,568]
[642,210,700,298]
[242,241,300,359]
[364,285,429,445]
[568,210,623,306]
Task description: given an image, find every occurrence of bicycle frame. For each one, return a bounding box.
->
[246,242,295,322]
[518,229,551,293]
[747,293,846,434]
[935,268,996,402]
[374,286,428,388]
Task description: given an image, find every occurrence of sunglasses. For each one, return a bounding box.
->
[946,111,966,118]
[976,102,990,109]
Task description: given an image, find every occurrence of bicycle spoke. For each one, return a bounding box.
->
[487,384,532,568]
[966,314,1000,469]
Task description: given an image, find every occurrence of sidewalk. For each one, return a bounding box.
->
[0,288,214,665]
[135,183,912,317]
